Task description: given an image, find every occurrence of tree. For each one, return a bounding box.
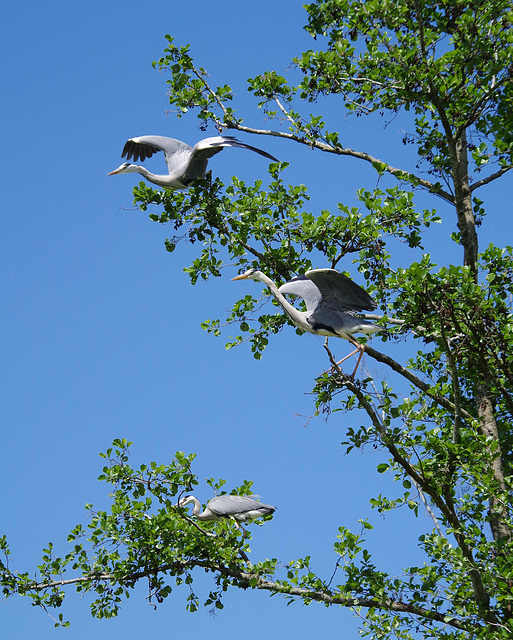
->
[2,1,513,637]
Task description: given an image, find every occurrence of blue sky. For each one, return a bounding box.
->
[1,1,511,638]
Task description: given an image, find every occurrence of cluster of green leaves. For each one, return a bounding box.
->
[299,0,513,172]
[133,167,440,358]
[5,439,510,637]
[153,37,241,129]
[0,440,277,624]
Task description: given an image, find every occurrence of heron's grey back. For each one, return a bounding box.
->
[208,495,275,516]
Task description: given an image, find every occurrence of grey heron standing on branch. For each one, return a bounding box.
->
[232,268,381,377]
[178,495,276,536]
[108,135,278,189]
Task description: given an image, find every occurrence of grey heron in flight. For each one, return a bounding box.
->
[108,135,278,189]
[179,495,276,535]
[232,268,381,376]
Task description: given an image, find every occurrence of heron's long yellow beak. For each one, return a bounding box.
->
[231,274,249,281]
[107,168,122,176]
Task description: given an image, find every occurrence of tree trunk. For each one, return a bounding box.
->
[452,130,479,274]
[451,130,511,542]
[476,384,512,542]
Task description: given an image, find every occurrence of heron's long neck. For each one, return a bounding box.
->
[189,497,203,517]
[259,274,312,333]
[134,166,185,190]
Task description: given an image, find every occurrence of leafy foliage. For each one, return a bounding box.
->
[3,1,513,638]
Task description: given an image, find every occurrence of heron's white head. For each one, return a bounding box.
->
[231,268,263,282]
[107,162,139,176]
[177,495,195,508]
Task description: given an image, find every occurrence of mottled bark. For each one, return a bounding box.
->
[476,384,512,542]
[452,130,479,274]
[449,128,510,542]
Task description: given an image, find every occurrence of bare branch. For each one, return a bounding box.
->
[363,344,475,423]
[323,345,496,620]
[185,58,455,202]
[470,165,513,192]
[224,120,455,203]
[192,68,229,118]
[20,560,475,633]
[274,97,301,128]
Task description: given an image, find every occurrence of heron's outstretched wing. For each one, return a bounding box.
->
[121,136,193,169]
[306,269,377,312]
[279,274,322,312]
[207,495,275,517]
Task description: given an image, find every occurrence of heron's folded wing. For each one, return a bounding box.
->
[208,495,275,516]
[306,269,377,312]
[279,275,322,313]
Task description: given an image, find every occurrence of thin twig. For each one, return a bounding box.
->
[412,478,443,536]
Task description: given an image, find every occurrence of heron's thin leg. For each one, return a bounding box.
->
[322,347,358,375]
[230,517,249,538]
[326,339,366,378]
[326,336,358,367]
[342,337,368,377]
[323,334,368,377]
[349,346,365,378]
[334,347,360,366]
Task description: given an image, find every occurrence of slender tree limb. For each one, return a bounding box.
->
[221,120,455,203]
[362,344,475,423]
[339,75,403,90]
[413,0,428,60]
[193,63,456,203]
[17,559,476,633]
[192,68,230,118]
[188,58,454,203]
[324,344,496,622]
[470,165,513,192]
[176,512,217,538]
[274,97,301,128]
[219,565,476,633]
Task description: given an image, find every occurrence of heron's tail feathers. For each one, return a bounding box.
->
[197,136,278,161]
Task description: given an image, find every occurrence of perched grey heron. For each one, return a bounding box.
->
[232,268,381,376]
[108,135,278,189]
[178,495,276,535]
